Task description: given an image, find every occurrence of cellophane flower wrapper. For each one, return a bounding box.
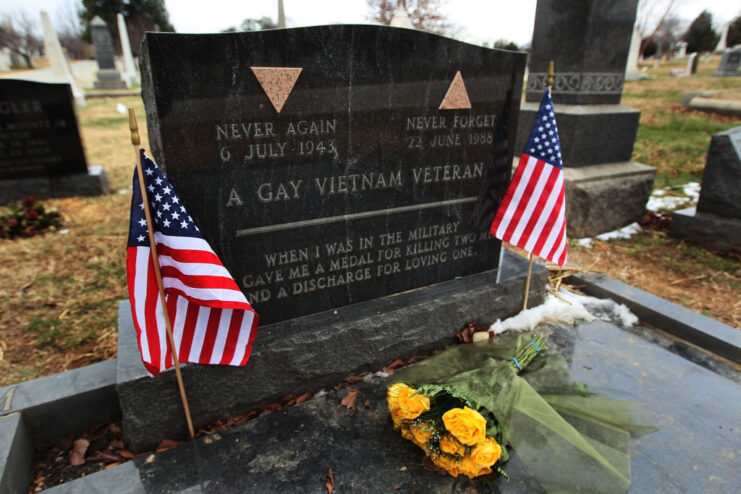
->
[390,333,656,494]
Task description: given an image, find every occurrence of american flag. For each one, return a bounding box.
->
[490,89,567,266]
[126,151,259,376]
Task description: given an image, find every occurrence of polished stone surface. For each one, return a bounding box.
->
[696,125,741,219]
[572,271,741,363]
[0,414,32,494]
[0,79,88,180]
[141,25,526,324]
[117,251,547,452]
[0,360,119,444]
[52,319,741,493]
[526,0,639,105]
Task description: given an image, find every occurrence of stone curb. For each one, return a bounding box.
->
[570,273,741,364]
[0,360,120,445]
[0,413,33,494]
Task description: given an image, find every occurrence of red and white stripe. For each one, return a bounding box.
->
[126,233,258,376]
[491,153,568,266]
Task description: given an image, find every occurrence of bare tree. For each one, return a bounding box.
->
[652,15,683,58]
[636,0,679,57]
[0,12,43,68]
[55,1,87,60]
[366,0,455,36]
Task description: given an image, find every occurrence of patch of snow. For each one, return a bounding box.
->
[58,229,69,235]
[577,238,594,249]
[118,188,129,194]
[116,103,128,114]
[488,287,638,334]
[595,222,641,241]
[682,182,700,201]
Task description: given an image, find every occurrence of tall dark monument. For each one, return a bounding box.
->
[518,0,655,237]
[90,16,126,90]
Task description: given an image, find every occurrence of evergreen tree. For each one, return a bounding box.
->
[682,10,719,53]
[727,14,741,48]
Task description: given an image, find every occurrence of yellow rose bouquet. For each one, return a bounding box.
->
[387,333,656,492]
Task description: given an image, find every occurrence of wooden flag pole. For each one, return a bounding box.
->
[522,61,555,311]
[129,109,195,440]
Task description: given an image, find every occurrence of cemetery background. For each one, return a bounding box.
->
[2,54,739,388]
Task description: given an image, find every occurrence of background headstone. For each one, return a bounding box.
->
[714,23,728,53]
[676,41,687,58]
[671,126,741,252]
[40,11,85,106]
[123,24,534,450]
[517,0,654,237]
[625,23,643,81]
[688,52,699,75]
[0,79,107,202]
[90,16,126,90]
[713,47,741,77]
[117,14,139,87]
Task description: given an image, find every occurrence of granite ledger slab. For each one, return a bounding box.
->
[141,25,526,324]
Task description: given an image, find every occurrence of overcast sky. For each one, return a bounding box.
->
[4,0,740,47]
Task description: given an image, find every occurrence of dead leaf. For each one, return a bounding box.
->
[156,439,180,453]
[87,452,120,463]
[295,391,313,404]
[104,461,123,470]
[343,375,364,384]
[69,438,89,466]
[109,439,124,450]
[326,467,334,494]
[387,359,405,370]
[145,454,155,464]
[340,389,359,410]
[118,449,136,460]
[363,399,371,408]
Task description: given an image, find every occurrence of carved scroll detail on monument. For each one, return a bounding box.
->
[439,71,472,110]
[250,67,302,113]
[527,72,624,94]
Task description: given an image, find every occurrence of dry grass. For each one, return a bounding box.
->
[1,57,740,387]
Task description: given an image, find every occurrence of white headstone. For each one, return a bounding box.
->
[625,24,642,80]
[390,4,414,29]
[40,11,85,107]
[278,0,286,28]
[117,13,139,86]
[715,24,728,53]
[676,41,687,58]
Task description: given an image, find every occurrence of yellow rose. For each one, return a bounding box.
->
[471,437,502,468]
[433,454,460,477]
[410,423,432,447]
[395,387,430,420]
[390,408,405,429]
[442,407,487,446]
[387,383,408,412]
[459,454,492,479]
[439,434,465,456]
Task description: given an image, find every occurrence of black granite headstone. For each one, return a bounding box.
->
[0,79,87,180]
[697,126,741,220]
[142,25,526,324]
[671,126,741,252]
[525,0,639,105]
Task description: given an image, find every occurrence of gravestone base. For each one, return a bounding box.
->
[670,207,741,253]
[0,166,108,203]
[94,69,126,89]
[564,162,656,238]
[117,251,547,453]
[515,103,641,166]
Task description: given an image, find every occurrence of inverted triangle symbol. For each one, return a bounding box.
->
[250,67,302,113]
[439,71,472,110]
